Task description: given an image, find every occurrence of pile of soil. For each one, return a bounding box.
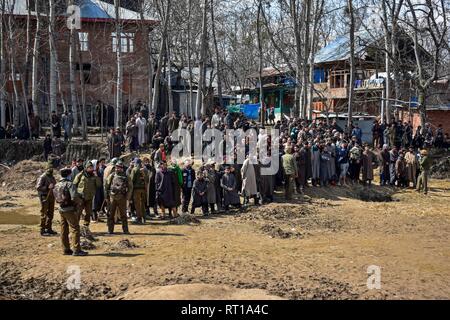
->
[0,160,57,192]
[169,213,201,225]
[238,202,345,234]
[356,187,393,202]
[0,140,44,164]
[119,284,285,300]
[430,156,450,179]
[0,262,116,300]
[81,239,96,250]
[260,224,302,239]
[0,202,21,208]
[81,226,97,242]
[109,239,138,251]
[238,203,316,222]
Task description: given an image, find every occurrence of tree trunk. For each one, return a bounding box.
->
[166,38,173,113]
[114,0,122,129]
[187,0,194,118]
[196,0,208,118]
[301,0,311,119]
[7,3,20,127]
[31,0,41,117]
[210,0,223,109]
[49,0,57,115]
[347,0,355,133]
[418,88,426,127]
[69,0,78,131]
[152,0,171,115]
[290,0,302,118]
[256,0,264,124]
[77,33,87,140]
[0,0,6,127]
[139,2,154,116]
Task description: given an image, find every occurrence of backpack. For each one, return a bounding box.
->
[53,181,73,207]
[111,174,128,195]
[133,168,146,188]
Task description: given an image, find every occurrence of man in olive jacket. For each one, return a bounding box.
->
[282,147,298,200]
[73,161,101,228]
[416,149,432,195]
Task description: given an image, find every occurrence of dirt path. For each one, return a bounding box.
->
[0,180,449,300]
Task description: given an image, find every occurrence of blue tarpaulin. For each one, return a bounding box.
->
[227,103,260,120]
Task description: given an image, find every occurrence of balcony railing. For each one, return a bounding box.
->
[354,78,385,90]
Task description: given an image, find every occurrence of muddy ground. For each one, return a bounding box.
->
[0,178,449,300]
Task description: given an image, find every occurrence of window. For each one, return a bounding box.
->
[313,68,329,83]
[78,32,89,52]
[76,63,92,85]
[330,70,349,88]
[112,32,135,53]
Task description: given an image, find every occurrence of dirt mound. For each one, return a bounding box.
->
[260,224,302,239]
[109,239,138,251]
[81,226,97,242]
[430,156,450,179]
[356,187,393,202]
[0,160,57,192]
[0,262,116,300]
[81,239,96,250]
[0,140,44,164]
[0,202,21,208]
[170,213,201,225]
[239,203,316,222]
[118,283,285,300]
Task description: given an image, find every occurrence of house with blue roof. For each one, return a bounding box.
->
[231,29,432,122]
[1,0,158,126]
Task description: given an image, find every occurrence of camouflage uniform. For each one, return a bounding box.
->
[105,169,130,234]
[36,166,57,234]
[73,168,101,227]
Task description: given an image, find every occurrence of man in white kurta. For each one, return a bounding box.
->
[136,113,147,148]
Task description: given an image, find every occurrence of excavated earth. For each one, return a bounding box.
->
[0,162,449,300]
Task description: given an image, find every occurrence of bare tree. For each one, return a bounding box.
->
[210,0,223,109]
[68,0,79,132]
[48,0,57,116]
[195,0,209,117]
[256,0,264,124]
[347,0,356,132]
[31,0,42,118]
[152,0,171,115]
[0,0,6,127]
[405,0,449,126]
[114,0,123,128]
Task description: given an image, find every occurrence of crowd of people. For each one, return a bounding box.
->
[35,107,445,257]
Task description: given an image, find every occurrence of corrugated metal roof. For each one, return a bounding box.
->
[314,30,376,64]
[6,0,156,21]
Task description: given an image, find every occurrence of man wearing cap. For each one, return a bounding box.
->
[154,144,167,167]
[205,160,217,213]
[220,166,241,212]
[417,149,431,195]
[282,147,298,200]
[108,128,122,159]
[181,159,196,213]
[71,158,84,181]
[55,168,87,256]
[36,162,57,236]
[405,147,418,188]
[104,161,130,234]
[73,161,102,228]
[129,158,149,224]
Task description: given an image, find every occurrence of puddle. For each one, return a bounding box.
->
[0,210,39,225]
